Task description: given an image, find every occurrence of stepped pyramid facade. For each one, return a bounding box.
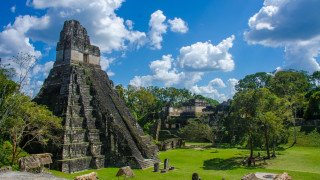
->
[34,20,160,173]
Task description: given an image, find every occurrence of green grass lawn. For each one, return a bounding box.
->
[50,144,320,180]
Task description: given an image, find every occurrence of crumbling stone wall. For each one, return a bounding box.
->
[156,138,185,151]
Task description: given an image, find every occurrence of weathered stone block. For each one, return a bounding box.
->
[65,117,85,129]
[154,163,159,172]
[64,129,87,143]
[59,156,92,173]
[90,143,102,156]
[68,106,82,117]
[62,143,89,159]
[164,159,169,169]
[88,130,100,142]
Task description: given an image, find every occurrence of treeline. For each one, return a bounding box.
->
[117,70,320,158]
[226,70,320,158]
[115,85,219,131]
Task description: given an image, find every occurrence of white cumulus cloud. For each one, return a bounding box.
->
[227,78,238,97]
[130,35,236,102]
[100,56,116,72]
[189,78,238,102]
[190,84,228,102]
[25,0,147,52]
[168,17,188,33]
[177,35,235,72]
[0,15,49,58]
[130,55,184,87]
[148,10,167,50]
[244,0,320,72]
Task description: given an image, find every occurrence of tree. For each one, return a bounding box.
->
[150,86,195,107]
[304,91,320,120]
[118,85,161,132]
[117,85,198,133]
[270,70,310,144]
[252,88,291,158]
[268,97,292,157]
[1,53,37,133]
[252,88,273,158]
[230,89,257,157]
[0,53,62,167]
[235,72,273,91]
[178,119,215,145]
[0,67,18,136]
[2,94,63,166]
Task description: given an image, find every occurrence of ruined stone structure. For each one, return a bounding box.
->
[18,153,53,172]
[162,99,213,130]
[34,20,160,173]
[162,99,211,119]
[156,138,185,151]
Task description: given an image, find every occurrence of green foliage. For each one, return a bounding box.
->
[0,141,29,169]
[196,94,219,107]
[115,85,199,133]
[286,126,320,147]
[149,86,195,107]
[235,72,272,91]
[178,119,214,143]
[304,91,320,120]
[271,70,310,97]
[0,58,63,166]
[230,82,293,156]
[1,94,63,165]
[0,67,19,138]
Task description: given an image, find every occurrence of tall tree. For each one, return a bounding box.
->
[235,72,273,91]
[252,88,273,158]
[0,53,62,166]
[2,95,63,165]
[270,70,310,143]
[304,91,320,120]
[230,89,257,157]
[252,88,291,158]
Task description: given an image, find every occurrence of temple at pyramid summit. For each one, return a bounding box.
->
[34,20,160,173]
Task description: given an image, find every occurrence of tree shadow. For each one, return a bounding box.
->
[202,157,265,170]
[202,157,242,170]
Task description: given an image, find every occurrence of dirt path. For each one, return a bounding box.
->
[0,171,69,180]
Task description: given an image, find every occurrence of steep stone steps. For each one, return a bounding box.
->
[62,142,90,159]
[65,117,85,129]
[64,129,87,143]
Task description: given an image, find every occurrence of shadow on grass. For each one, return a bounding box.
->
[202,157,265,170]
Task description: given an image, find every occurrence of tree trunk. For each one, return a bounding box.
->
[11,141,16,166]
[294,107,297,144]
[249,131,253,157]
[272,136,276,157]
[264,124,270,158]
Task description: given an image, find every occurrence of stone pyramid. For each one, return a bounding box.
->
[34,20,160,173]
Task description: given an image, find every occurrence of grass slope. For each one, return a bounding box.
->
[51,145,320,180]
[50,126,320,179]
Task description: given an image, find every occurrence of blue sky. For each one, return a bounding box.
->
[1,0,319,102]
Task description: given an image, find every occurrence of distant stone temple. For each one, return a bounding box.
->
[34,20,160,173]
[162,99,213,129]
[156,99,231,141]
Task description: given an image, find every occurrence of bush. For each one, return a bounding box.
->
[0,141,29,169]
